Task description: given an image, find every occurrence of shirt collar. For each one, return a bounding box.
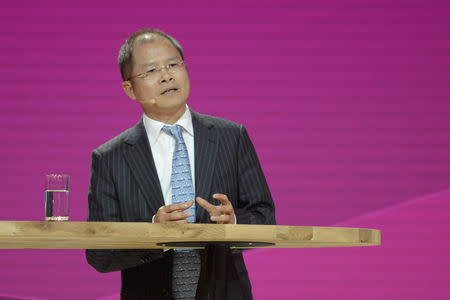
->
[142,105,193,146]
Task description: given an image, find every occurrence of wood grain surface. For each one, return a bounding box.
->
[0,221,381,249]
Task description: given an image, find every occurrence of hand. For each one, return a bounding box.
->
[154,200,194,223]
[196,194,235,224]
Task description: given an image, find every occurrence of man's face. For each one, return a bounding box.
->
[124,37,190,121]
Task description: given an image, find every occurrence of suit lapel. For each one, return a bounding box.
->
[123,119,165,214]
[192,110,219,223]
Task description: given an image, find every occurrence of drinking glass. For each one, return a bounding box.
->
[45,174,70,221]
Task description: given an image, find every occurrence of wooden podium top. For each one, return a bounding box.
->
[0,221,381,249]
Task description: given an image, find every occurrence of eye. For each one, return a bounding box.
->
[146,68,156,74]
[168,63,177,69]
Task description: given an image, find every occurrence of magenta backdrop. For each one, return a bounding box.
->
[1,0,449,299]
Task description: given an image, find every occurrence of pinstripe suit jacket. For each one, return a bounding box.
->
[86,109,276,299]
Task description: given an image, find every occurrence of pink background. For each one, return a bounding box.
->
[1,0,449,299]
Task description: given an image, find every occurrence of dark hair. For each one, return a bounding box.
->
[118,28,184,81]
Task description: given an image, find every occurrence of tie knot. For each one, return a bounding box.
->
[162,125,183,141]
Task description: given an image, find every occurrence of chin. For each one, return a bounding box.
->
[140,95,187,115]
[164,97,186,109]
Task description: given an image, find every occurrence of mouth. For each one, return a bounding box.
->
[160,88,179,96]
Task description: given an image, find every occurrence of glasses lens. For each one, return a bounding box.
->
[138,61,184,80]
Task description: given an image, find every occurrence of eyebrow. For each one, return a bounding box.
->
[142,56,180,68]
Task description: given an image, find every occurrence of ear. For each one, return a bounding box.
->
[122,81,137,100]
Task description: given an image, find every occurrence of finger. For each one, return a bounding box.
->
[212,194,234,215]
[210,214,234,224]
[214,205,234,215]
[164,200,194,213]
[183,199,194,207]
[155,212,189,224]
[204,204,233,215]
[166,211,192,221]
[212,193,231,206]
[196,197,216,213]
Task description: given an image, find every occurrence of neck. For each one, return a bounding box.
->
[144,106,187,125]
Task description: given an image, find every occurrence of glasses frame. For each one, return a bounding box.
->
[126,60,185,81]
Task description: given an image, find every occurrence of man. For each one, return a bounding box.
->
[86,28,276,300]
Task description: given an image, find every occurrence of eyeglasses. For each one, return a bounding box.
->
[127,60,185,81]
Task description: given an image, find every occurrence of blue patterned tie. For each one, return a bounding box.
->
[162,125,201,300]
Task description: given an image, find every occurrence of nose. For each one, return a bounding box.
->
[159,68,173,83]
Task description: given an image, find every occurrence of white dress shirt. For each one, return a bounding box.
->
[144,105,236,224]
[143,105,195,209]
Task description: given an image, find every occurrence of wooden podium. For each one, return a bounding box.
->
[0,221,380,299]
[0,221,381,249]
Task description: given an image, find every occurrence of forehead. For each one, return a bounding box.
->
[132,36,180,66]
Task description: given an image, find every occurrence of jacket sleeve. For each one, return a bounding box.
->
[85,149,163,273]
[234,125,276,225]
